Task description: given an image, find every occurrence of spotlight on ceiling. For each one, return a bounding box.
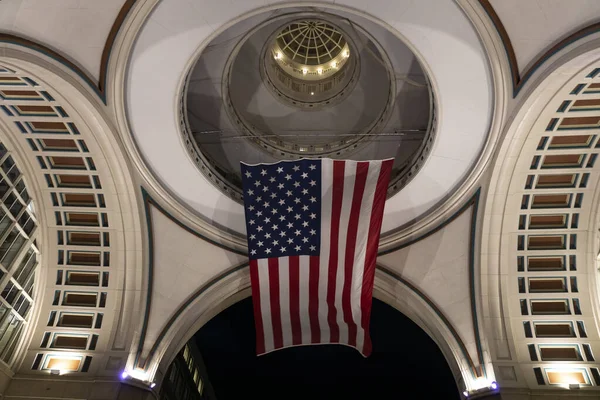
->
[121,371,129,380]
[302,68,308,75]
[150,382,157,389]
[490,381,498,390]
[462,390,469,398]
[317,68,323,74]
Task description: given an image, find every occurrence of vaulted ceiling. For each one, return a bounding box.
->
[0,1,598,399]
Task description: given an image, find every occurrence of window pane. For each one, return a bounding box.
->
[14,294,29,318]
[1,281,19,305]
[0,313,22,360]
[0,209,12,239]
[0,229,26,269]
[14,249,36,288]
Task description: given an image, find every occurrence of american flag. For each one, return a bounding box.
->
[241,158,393,356]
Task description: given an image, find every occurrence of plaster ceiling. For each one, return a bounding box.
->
[0,0,126,80]
[126,0,492,235]
[489,0,600,73]
[1,1,599,94]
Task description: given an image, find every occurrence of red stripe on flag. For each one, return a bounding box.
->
[309,255,320,343]
[360,159,393,356]
[342,162,369,347]
[327,160,345,343]
[268,258,283,350]
[249,259,265,354]
[289,256,302,345]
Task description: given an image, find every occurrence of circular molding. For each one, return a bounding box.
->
[261,17,360,110]
[148,267,469,390]
[122,0,498,238]
[219,11,389,160]
[181,9,435,205]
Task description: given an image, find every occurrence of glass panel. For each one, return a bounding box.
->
[6,193,23,218]
[1,281,19,305]
[18,214,34,237]
[0,209,12,239]
[14,249,36,287]
[1,323,21,363]
[0,145,39,365]
[2,158,20,184]
[14,294,29,318]
[0,229,26,269]
[0,313,22,359]
[24,272,34,297]
[14,180,29,204]
[0,177,8,199]
[0,304,9,323]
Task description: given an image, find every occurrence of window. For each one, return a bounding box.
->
[0,142,39,363]
[531,300,570,315]
[67,251,101,266]
[62,292,98,307]
[61,193,96,207]
[57,313,94,328]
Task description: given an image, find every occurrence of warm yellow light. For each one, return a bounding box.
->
[46,356,81,372]
[302,68,308,74]
[310,92,314,95]
[547,370,586,385]
[317,68,323,74]
[342,50,349,58]
[331,61,337,68]
[274,52,282,60]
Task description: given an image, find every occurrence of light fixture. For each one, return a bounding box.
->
[150,382,157,389]
[317,68,323,74]
[342,50,349,58]
[274,52,282,60]
[462,390,468,398]
[302,68,308,75]
[122,369,149,382]
[50,369,61,376]
[490,381,498,390]
[331,61,337,68]
[310,92,314,95]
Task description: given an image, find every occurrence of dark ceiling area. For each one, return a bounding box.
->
[195,297,460,400]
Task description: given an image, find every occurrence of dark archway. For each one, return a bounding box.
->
[194,297,459,399]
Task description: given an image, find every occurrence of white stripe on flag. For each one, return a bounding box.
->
[351,161,382,353]
[298,255,311,344]
[257,258,274,353]
[318,159,333,341]
[336,160,356,344]
[278,257,293,348]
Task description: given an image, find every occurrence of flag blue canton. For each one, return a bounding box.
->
[241,159,322,260]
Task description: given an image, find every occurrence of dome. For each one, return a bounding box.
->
[274,19,350,70]
[183,10,434,203]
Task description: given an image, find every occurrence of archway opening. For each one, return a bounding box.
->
[165,297,459,399]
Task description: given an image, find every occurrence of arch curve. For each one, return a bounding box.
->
[147,267,471,393]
